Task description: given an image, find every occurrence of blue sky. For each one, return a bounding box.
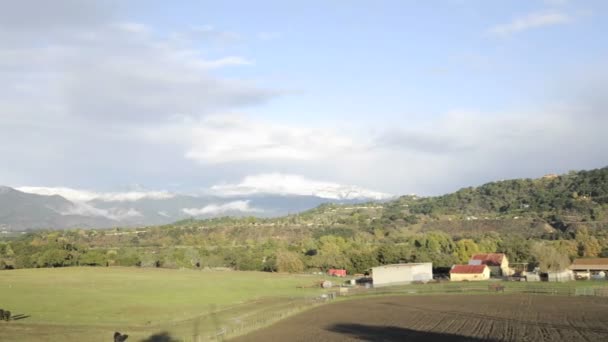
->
[1,0,607,198]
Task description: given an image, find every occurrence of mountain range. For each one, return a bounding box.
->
[0,185,391,230]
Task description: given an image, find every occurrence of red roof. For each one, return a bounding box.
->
[471,253,505,266]
[451,265,488,274]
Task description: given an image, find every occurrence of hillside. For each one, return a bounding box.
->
[0,186,115,230]
[2,167,607,272]
[0,186,386,230]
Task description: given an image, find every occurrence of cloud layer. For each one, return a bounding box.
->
[210,173,393,200]
[182,201,261,216]
[16,187,175,202]
[1,1,606,199]
[488,11,571,37]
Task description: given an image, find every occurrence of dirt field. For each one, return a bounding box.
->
[231,294,608,342]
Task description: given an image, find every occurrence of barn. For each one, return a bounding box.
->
[569,258,608,279]
[450,264,490,281]
[371,263,433,287]
[469,253,511,277]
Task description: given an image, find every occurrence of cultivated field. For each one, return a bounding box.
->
[232,294,608,342]
[0,267,328,341]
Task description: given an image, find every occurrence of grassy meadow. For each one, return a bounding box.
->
[0,267,329,341]
[1,267,606,341]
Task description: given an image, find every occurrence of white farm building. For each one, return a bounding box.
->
[371,263,433,287]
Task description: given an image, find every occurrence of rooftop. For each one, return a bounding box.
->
[470,253,505,266]
[451,264,488,274]
[570,258,608,269]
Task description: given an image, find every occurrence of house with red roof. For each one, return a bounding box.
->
[450,264,490,281]
[469,253,511,277]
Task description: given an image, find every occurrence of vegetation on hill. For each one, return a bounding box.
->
[1,167,607,274]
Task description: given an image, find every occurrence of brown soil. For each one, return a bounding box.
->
[230,294,608,341]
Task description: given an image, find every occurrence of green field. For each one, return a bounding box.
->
[1,267,606,341]
[0,267,329,341]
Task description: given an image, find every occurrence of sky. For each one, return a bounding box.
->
[1,0,607,198]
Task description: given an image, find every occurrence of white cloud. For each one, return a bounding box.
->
[61,202,143,221]
[16,186,175,202]
[157,211,171,218]
[182,200,261,216]
[543,0,569,6]
[210,173,393,200]
[141,114,363,164]
[488,11,571,36]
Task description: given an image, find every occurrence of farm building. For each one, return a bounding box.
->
[547,270,574,282]
[469,253,511,277]
[450,264,490,281]
[327,269,347,277]
[371,263,432,287]
[569,258,608,279]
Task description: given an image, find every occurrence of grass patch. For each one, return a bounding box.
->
[0,267,328,341]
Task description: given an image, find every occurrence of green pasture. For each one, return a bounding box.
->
[0,267,328,341]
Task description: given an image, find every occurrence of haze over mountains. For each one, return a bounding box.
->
[0,176,392,230]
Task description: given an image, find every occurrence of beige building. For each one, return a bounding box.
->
[450,264,490,281]
[570,258,608,279]
[469,253,511,277]
[371,263,433,287]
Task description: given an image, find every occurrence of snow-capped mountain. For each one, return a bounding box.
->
[2,178,392,230]
[209,173,393,200]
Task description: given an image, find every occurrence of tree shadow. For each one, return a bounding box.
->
[141,332,179,342]
[328,323,500,342]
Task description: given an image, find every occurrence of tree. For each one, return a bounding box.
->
[78,250,107,266]
[497,236,531,263]
[531,243,570,272]
[37,248,69,267]
[348,250,378,274]
[274,250,304,273]
[575,228,602,257]
[454,239,480,264]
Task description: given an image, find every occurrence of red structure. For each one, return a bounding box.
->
[470,253,505,267]
[328,269,347,277]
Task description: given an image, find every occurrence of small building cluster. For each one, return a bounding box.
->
[351,255,608,288]
[450,253,512,281]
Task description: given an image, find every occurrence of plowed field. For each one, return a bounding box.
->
[231,294,608,341]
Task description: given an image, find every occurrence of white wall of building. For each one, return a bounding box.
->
[372,263,433,287]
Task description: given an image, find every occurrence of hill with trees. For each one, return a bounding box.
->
[1,167,607,274]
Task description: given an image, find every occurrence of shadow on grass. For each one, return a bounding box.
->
[141,331,179,342]
[328,323,499,342]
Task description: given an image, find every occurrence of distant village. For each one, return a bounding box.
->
[326,254,608,288]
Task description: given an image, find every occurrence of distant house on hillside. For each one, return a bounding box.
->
[450,265,490,281]
[469,253,511,277]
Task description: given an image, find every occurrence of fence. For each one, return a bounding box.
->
[208,297,323,341]
[574,287,608,297]
[336,281,608,298]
